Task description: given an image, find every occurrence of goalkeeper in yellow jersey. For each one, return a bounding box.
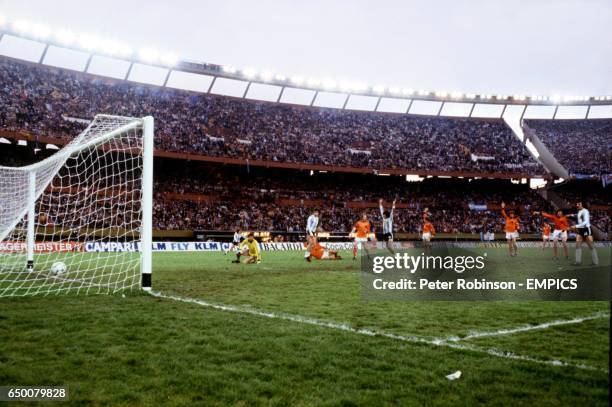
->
[232,232,261,264]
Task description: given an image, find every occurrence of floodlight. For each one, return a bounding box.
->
[139,47,159,63]
[79,34,100,51]
[435,91,448,98]
[0,14,6,27]
[242,68,257,79]
[450,92,463,99]
[338,80,354,92]
[290,76,304,85]
[12,20,31,34]
[222,66,236,74]
[307,77,321,87]
[55,29,76,45]
[322,78,336,89]
[551,95,561,102]
[160,53,178,67]
[30,23,50,39]
[372,85,385,94]
[115,43,133,58]
[260,70,273,81]
[274,74,286,81]
[514,95,525,101]
[402,88,414,95]
[388,87,400,94]
[465,93,476,99]
[418,89,428,96]
[353,83,368,92]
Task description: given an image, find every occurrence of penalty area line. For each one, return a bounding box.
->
[443,311,610,342]
[149,291,607,373]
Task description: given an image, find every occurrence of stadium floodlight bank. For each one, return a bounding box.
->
[0,115,154,296]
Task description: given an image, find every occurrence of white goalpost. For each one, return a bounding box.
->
[0,115,153,296]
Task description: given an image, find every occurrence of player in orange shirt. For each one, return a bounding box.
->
[421,219,436,254]
[533,210,569,260]
[501,202,520,257]
[350,213,375,260]
[541,224,551,250]
[306,242,342,261]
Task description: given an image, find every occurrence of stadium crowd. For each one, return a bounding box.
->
[152,164,561,235]
[0,57,542,175]
[525,119,612,176]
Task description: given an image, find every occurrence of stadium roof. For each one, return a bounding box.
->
[1,15,611,120]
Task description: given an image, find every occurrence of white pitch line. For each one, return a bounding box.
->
[149,291,607,373]
[443,311,610,342]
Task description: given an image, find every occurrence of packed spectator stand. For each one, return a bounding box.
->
[0,56,543,176]
[524,119,612,176]
[1,55,609,239]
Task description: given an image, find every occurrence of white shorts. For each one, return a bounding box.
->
[542,235,550,241]
[422,232,432,242]
[551,230,568,241]
[505,231,519,240]
[321,250,330,259]
[354,237,370,250]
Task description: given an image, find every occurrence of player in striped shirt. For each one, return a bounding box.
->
[224,227,244,255]
[304,209,320,260]
[378,198,396,254]
[569,202,598,266]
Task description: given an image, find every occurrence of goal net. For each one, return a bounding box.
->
[0,115,153,297]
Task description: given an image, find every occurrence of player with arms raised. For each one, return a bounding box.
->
[501,202,519,257]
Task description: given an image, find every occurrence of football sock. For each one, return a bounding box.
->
[591,249,599,265]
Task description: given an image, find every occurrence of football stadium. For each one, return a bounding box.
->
[0,2,611,405]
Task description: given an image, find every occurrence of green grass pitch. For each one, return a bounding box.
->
[0,248,609,405]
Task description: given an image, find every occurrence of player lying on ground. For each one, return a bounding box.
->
[305,242,342,261]
[533,210,569,260]
[224,227,244,255]
[421,210,436,255]
[304,209,320,259]
[351,213,375,260]
[501,202,520,257]
[232,233,261,264]
[378,198,396,254]
[569,202,599,266]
